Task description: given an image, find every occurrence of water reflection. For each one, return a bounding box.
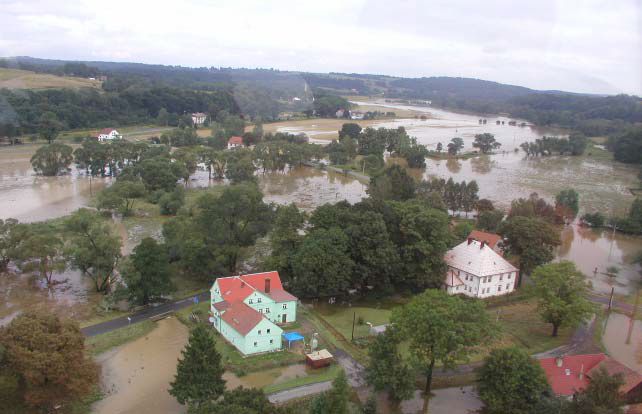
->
[445,158,461,174]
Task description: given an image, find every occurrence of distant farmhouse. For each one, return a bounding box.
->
[210,271,298,356]
[96,128,121,142]
[191,112,207,126]
[443,237,518,298]
[227,136,244,150]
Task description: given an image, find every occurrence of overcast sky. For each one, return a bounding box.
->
[1,0,640,95]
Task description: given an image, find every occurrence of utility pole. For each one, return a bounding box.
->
[351,311,356,341]
[626,288,640,345]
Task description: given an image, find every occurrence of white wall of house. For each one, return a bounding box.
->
[447,267,517,298]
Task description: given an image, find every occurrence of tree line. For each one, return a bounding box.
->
[520,133,588,156]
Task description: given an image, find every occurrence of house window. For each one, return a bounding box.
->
[282,304,287,309]
[270,339,273,344]
[506,284,510,290]
[508,273,512,279]
[254,342,257,347]
[267,329,271,334]
[258,298,262,303]
[498,286,502,292]
[488,276,493,283]
[259,309,263,313]
[249,299,253,304]
[265,308,270,313]
[258,330,262,335]
[500,275,503,281]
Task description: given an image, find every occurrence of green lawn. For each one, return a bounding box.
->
[263,364,342,394]
[85,319,156,356]
[314,305,393,340]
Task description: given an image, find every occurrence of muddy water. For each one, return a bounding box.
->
[602,311,642,373]
[190,165,368,211]
[558,224,642,295]
[0,144,109,222]
[93,317,188,414]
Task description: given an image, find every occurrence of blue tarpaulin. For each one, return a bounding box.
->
[282,332,304,348]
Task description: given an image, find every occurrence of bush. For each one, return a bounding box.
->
[581,212,605,227]
[159,187,185,215]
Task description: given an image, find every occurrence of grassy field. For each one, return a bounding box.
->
[85,319,156,356]
[0,68,102,90]
[263,364,342,394]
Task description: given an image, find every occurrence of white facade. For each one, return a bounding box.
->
[444,239,518,298]
[97,129,121,141]
[191,112,207,125]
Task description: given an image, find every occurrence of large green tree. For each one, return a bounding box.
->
[37,111,63,144]
[122,237,174,305]
[190,387,282,414]
[136,156,185,192]
[13,222,66,287]
[291,227,354,297]
[0,218,19,272]
[170,324,226,409]
[365,328,414,405]
[96,179,146,216]
[368,165,416,201]
[392,289,497,394]
[477,347,550,414]
[64,209,122,293]
[30,143,73,176]
[529,261,594,337]
[473,133,501,154]
[0,312,98,411]
[565,367,624,414]
[265,204,306,282]
[499,216,561,275]
[555,189,580,221]
[447,137,464,155]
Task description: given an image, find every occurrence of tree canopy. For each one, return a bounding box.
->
[121,237,174,305]
[30,143,73,176]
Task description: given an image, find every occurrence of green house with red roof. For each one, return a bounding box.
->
[210,271,298,355]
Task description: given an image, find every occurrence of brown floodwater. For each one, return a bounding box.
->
[93,317,188,414]
[602,311,642,373]
[0,144,109,223]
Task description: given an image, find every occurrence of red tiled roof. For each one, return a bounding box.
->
[627,403,642,414]
[217,277,254,303]
[220,302,263,335]
[213,300,231,311]
[240,271,283,293]
[228,136,243,145]
[468,230,501,248]
[99,128,116,135]
[266,289,298,302]
[589,357,642,394]
[538,354,606,396]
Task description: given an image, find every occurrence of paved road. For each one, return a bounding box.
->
[81,291,209,337]
[268,381,333,404]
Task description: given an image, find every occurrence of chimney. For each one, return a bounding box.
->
[579,364,584,380]
[467,238,473,245]
[565,369,571,376]
[556,357,563,367]
[265,278,271,293]
[480,241,486,249]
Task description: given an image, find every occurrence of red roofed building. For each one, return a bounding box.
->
[539,354,642,402]
[468,230,502,254]
[97,128,121,141]
[227,136,244,149]
[210,271,298,355]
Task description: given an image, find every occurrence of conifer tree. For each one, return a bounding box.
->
[170,324,225,408]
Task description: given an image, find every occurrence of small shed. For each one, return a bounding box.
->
[282,331,304,349]
[306,349,333,369]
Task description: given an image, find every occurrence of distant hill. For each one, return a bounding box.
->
[2,56,640,136]
[0,68,101,90]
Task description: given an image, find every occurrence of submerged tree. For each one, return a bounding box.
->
[0,218,20,272]
[64,209,122,293]
[473,133,501,154]
[13,222,66,287]
[30,143,73,176]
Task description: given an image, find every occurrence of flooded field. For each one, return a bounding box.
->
[93,317,188,414]
[602,311,642,373]
[0,144,109,222]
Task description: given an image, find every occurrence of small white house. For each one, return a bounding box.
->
[227,136,244,150]
[443,238,518,298]
[97,128,121,142]
[191,112,207,125]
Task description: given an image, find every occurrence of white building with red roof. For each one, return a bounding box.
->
[210,271,298,355]
[443,238,518,298]
[227,136,244,150]
[97,128,122,142]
